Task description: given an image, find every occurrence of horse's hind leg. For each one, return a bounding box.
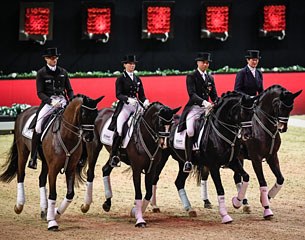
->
[200,166,212,209]
[39,160,48,220]
[267,154,284,200]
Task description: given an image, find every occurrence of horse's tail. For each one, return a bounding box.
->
[0,134,18,183]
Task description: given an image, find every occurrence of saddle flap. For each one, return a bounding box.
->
[22,114,36,139]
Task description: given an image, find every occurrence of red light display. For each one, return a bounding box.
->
[147,6,171,34]
[24,7,50,35]
[263,5,286,31]
[206,6,229,33]
[87,8,111,34]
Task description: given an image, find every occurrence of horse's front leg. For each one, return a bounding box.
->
[131,169,146,227]
[81,141,103,213]
[231,159,250,211]
[209,166,233,224]
[102,160,114,212]
[47,168,59,231]
[200,165,212,209]
[39,159,48,220]
[175,161,197,217]
[251,158,273,220]
[267,153,284,200]
[150,149,171,213]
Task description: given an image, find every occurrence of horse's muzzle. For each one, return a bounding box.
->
[277,122,288,133]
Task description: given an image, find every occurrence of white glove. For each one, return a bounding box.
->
[143,99,150,109]
[202,100,213,113]
[127,97,138,106]
[51,100,61,108]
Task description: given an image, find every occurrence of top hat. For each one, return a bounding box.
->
[42,47,61,57]
[121,55,138,63]
[195,52,212,62]
[245,50,261,59]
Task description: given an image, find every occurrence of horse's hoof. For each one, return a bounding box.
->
[221,215,233,224]
[188,210,197,217]
[243,204,252,214]
[232,197,242,209]
[48,220,59,231]
[81,203,90,213]
[204,201,213,209]
[135,218,146,228]
[14,204,23,214]
[152,207,160,213]
[41,210,47,220]
[102,202,111,212]
[263,209,274,220]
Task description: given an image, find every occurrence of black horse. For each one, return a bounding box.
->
[232,85,302,219]
[150,91,257,223]
[80,102,180,227]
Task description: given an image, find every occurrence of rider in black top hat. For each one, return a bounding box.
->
[108,54,150,167]
[28,47,74,169]
[178,52,218,173]
[234,50,264,96]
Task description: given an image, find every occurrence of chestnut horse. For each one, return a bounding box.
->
[0,94,103,230]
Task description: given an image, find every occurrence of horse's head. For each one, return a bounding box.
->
[80,95,104,142]
[143,102,181,149]
[258,85,302,133]
[273,89,302,132]
[214,91,256,141]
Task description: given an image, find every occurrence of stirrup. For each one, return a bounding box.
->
[110,155,121,167]
[183,161,193,173]
[28,159,37,169]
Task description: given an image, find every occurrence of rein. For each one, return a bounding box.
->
[57,104,97,174]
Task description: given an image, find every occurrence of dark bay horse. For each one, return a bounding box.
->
[150,91,258,223]
[232,85,302,219]
[80,102,180,227]
[0,94,103,230]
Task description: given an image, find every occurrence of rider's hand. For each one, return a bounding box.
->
[51,100,61,108]
[143,99,150,109]
[202,100,213,115]
[127,97,137,106]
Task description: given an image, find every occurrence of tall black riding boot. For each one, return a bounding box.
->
[183,136,194,173]
[28,131,40,169]
[109,133,122,167]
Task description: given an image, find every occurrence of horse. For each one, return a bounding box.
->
[149,91,258,223]
[0,94,104,230]
[232,84,302,219]
[80,101,180,227]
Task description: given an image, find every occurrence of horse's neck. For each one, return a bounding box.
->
[61,101,81,137]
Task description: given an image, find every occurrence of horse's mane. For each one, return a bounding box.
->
[215,91,242,109]
[144,101,164,113]
[263,84,287,94]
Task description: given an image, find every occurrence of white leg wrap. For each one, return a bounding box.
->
[236,182,242,192]
[268,182,283,199]
[56,197,72,219]
[150,185,157,207]
[260,186,269,207]
[237,181,249,201]
[178,188,191,211]
[103,176,113,199]
[39,187,48,210]
[84,182,93,205]
[134,199,146,226]
[47,199,56,221]
[142,199,150,213]
[200,180,208,201]
[17,182,25,206]
[218,195,233,223]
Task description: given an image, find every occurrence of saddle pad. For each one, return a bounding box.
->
[100,115,134,149]
[22,114,56,141]
[173,125,205,151]
[22,114,35,139]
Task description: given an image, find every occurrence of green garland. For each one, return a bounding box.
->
[1,65,305,79]
[0,103,31,117]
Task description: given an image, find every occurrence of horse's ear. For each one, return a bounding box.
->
[172,106,181,114]
[292,90,302,99]
[95,96,105,104]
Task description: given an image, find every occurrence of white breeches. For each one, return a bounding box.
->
[186,105,203,137]
[35,95,67,133]
[116,103,136,136]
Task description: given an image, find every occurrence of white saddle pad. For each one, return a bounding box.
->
[22,114,35,139]
[100,115,134,149]
[173,125,205,151]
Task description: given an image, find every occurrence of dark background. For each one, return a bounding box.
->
[1,0,305,74]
